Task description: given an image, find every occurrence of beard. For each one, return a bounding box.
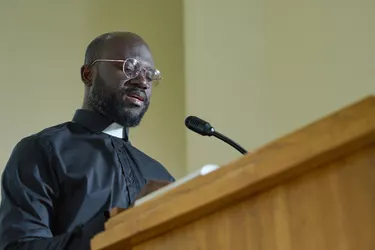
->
[87,75,150,127]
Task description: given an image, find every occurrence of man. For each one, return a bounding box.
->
[0,31,174,250]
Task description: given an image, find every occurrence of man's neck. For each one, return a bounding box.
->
[72,108,129,140]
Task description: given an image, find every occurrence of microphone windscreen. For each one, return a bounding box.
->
[185,116,214,136]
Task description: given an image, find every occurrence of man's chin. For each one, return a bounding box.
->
[112,99,149,127]
[115,108,145,127]
[123,105,144,116]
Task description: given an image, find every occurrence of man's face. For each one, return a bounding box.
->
[87,39,154,127]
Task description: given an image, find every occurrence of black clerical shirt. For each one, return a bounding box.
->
[0,109,174,250]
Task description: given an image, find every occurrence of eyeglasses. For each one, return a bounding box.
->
[89,58,162,84]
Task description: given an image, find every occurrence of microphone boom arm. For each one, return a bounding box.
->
[212,130,248,155]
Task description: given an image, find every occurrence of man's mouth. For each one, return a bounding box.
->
[124,89,146,106]
[127,93,144,102]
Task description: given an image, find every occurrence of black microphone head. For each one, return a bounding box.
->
[185,116,214,136]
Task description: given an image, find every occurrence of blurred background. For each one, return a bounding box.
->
[0,0,374,180]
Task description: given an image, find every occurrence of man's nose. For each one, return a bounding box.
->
[128,74,150,89]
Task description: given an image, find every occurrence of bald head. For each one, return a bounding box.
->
[84,31,151,65]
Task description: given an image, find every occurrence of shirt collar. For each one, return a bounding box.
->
[72,109,129,141]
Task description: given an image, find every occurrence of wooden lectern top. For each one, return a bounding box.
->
[91,96,375,250]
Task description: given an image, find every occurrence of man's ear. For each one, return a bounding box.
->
[80,65,92,86]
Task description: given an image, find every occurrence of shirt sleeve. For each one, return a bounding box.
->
[0,136,108,250]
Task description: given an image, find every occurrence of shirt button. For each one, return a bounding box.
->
[128,177,134,184]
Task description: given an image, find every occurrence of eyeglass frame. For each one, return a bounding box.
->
[88,58,162,85]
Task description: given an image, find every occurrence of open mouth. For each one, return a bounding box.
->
[123,89,146,106]
[127,94,144,102]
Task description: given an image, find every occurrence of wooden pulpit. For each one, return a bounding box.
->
[91,96,375,250]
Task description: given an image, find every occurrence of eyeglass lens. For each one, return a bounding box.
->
[123,58,161,81]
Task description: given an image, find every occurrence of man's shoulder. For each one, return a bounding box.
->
[13,122,72,150]
[4,122,73,174]
[35,121,73,138]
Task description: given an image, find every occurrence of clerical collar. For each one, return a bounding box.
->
[72,109,129,141]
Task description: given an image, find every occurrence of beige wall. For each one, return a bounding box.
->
[0,1,90,174]
[0,1,186,179]
[184,0,375,171]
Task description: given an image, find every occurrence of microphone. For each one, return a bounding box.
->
[185,116,248,155]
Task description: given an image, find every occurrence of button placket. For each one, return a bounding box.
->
[121,144,140,203]
[113,139,139,204]
[111,138,132,206]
